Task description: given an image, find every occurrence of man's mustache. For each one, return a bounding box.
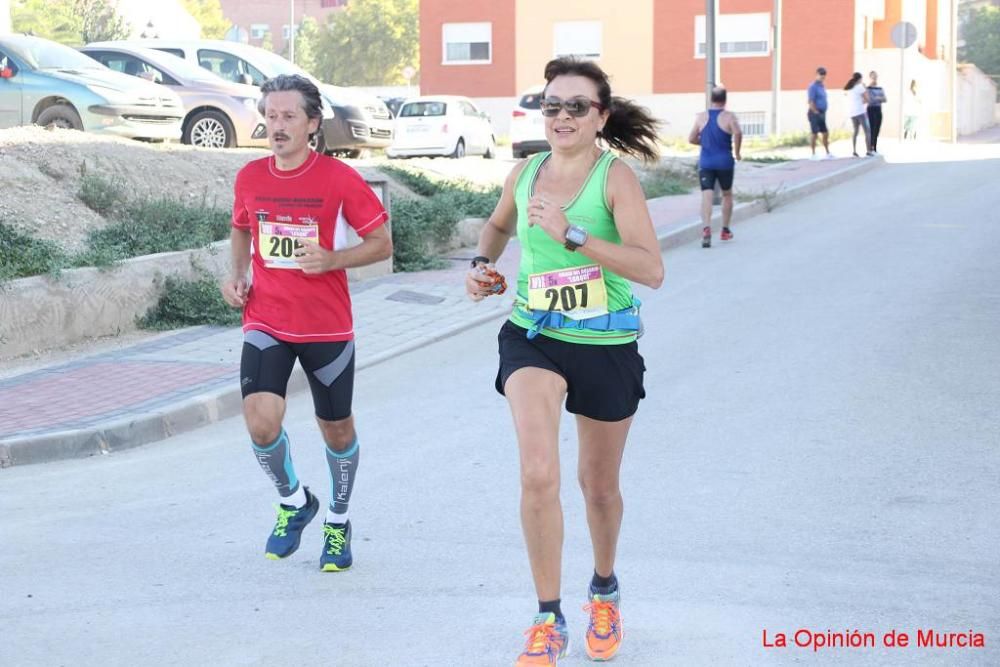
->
[271,133,290,141]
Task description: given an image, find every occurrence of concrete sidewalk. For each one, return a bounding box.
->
[0,155,882,467]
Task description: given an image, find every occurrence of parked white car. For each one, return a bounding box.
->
[387,95,496,159]
[510,85,549,159]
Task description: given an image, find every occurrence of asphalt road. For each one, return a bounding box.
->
[2,146,998,666]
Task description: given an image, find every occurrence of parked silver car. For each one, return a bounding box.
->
[81,43,266,149]
[118,40,393,156]
[0,35,183,141]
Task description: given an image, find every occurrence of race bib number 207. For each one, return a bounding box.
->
[527,264,609,320]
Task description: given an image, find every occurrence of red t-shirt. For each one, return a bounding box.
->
[232,152,388,343]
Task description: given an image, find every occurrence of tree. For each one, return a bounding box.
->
[78,0,130,44]
[180,0,230,39]
[11,0,82,45]
[293,17,320,73]
[959,7,1000,78]
[312,0,418,85]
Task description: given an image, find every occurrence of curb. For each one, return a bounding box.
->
[0,157,882,468]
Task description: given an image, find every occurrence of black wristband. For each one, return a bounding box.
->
[471,255,491,268]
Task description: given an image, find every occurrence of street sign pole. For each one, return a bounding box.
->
[289,0,295,64]
[771,0,782,137]
[891,21,918,140]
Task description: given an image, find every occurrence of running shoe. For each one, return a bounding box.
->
[824,153,836,159]
[720,227,733,241]
[584,587,624,661]
[264,486,319,560]
[701,226,712,248]
[320,520,353,571]
[516,613,569,666]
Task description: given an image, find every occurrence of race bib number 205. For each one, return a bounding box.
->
[527,264,608,320]
[259,221,319,270]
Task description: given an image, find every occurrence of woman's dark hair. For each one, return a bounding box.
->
[543,57,660,163]
[843,72,863,90]
[257,74,323,122]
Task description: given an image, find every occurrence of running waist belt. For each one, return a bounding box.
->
[515,297,642,340]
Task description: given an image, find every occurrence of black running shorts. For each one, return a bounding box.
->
[699,168,734,192]
[495,321,646,422]
[240,330,355,422]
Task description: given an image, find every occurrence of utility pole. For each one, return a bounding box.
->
[289,0,295,64]
[706,0,721,205]
[705,0,720,106]
[950,0,958,142]
[770,0,782,136]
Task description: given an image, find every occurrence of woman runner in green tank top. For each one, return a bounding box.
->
[464,57,664,665]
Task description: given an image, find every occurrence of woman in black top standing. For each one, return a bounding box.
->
[866,71,887,154]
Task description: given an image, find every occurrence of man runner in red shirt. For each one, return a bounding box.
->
[221,74,391,571]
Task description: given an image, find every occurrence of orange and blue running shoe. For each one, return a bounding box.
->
[720,227,734,241]
[585,587,624,661]
[264,487,319,560]
[516,613,569,666]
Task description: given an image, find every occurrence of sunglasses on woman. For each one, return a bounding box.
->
[540,96,604,118]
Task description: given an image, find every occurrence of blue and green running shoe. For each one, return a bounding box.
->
[320,520,353,572]
[264,487,319,560]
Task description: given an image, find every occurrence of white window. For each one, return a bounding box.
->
[695,13,770,58]
[250,24,269,40]
[283,24,299,39]
[442,22,491,64]
[736,111,767,137]
[553,21,602,59]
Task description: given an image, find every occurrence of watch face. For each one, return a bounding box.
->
[567,226,587,245]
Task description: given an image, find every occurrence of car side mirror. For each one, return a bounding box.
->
[0,67,14,79]
[239,73,253,86]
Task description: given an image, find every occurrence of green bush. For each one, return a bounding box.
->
[83,194,230,260]
[640,165,697,198]
[77,162,128,216]
[0,221,67,281]
[138,272,241,330]
[381,165,441,196]
[384,166,501,272]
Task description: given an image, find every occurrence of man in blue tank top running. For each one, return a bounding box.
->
[689,86,742,248]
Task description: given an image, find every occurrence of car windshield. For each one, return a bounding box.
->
[3,36,103,71]
[519,92,542,110]
[401,101,446,117]
[250,49,311,78]
[138,49,224,84]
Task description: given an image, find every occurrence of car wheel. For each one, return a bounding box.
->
[183,110,235,149]
[309,131,327,154]
[484,136,497,159]
[450,138,466,159]
[36,104,83,131]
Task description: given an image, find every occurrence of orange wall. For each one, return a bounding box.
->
[654,0,854,94]
[873,0,904,48]
[925,0,940,58]
[420,0,517,96]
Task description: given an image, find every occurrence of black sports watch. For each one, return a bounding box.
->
[564,225,588,251]
[471,255,491,268]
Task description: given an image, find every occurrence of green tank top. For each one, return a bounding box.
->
[509,150,637,345]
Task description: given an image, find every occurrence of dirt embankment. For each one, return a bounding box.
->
[0,127,409,252]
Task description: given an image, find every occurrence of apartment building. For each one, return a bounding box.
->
[421,0,959,139]
[219,0,346,54]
